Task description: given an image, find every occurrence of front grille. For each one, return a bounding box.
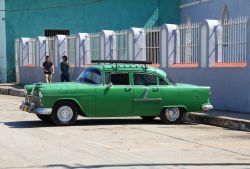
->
[28,95,41,107]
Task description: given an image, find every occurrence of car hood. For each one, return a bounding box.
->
[25,82,85,94]
[36,82,82,88]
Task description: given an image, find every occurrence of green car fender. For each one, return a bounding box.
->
[53,98,86,116]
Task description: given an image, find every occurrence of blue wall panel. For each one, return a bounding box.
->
[180,0,250,23]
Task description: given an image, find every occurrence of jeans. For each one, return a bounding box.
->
[61,74,70,82]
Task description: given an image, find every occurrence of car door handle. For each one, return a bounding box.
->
[124,87,132,91]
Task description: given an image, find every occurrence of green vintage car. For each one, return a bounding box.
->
[20,60,213,126]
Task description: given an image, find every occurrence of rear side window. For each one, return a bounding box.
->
[105,73,129,85]
[159,77,169,85]
[134,73,157,86]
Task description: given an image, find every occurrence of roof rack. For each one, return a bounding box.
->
[91,60,152,70]
[91,60,152,64]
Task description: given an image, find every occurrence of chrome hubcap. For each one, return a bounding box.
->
[165,108,180,122]
[57,106,73,123]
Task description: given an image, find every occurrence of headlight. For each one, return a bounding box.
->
[24,88,27,96]
[38,91,43,98]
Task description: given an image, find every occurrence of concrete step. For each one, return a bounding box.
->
[0,84,24,97]
[184,112,250,132]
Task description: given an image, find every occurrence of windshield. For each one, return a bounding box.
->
[76,68,102,84]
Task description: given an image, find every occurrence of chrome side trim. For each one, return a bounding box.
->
[134,98,162,102]
[134,87,162,102]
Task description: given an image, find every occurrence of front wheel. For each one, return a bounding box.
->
[50,101,78,126]
[160,107,184,124]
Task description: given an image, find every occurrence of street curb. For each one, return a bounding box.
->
[184,112,250,132]
[0,87,24,97]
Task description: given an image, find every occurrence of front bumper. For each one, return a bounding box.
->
[20,101,52,115]
[202,104,213,112]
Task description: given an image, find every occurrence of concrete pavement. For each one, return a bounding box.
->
[0,95,250,169]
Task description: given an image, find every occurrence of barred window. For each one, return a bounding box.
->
[145,28,160,64]
[45,29,70,37]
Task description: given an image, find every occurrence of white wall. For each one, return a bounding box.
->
[0,0,6,82]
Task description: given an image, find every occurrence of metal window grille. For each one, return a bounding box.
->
[145,27,160,64]
[27,39,36,65]
[88,33,100,61]
[216,16,248,63]
[65,36,76,65]
[113,30,128,60]
[176,22,200,64]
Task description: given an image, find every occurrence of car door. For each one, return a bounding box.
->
[133,73,162,116]
[95,72,133,117]
[76,68,102,116]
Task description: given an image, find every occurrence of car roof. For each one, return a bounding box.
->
[87,64,167,77]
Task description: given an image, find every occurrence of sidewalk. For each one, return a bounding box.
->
[0,83,250,131]
[185,111,250,132]
[0,83,24,97]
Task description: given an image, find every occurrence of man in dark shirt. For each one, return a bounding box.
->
[42,56,54,83]
[60,55,70,82]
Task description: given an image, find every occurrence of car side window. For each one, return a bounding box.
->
[134,73,157,86]
[159,77,169,85]
[105,73,129,85]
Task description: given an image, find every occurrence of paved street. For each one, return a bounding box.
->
[0,95,250,169]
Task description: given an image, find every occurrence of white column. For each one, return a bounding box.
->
[160,24,177,68]
[20,38,30,66]
[175,28,180,64]
[76,33,91,66]
[15,39,20,83]
[111,31,117,60]
[200,20,219,67]
[36,36,46,67]
[128,27,146,61]
[100,30,115,60]
[55,35,67,67]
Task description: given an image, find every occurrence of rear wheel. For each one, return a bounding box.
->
[140,116,156,121]
[160,107,184,124]
[36,115,52,123]
[50,101,78,126]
